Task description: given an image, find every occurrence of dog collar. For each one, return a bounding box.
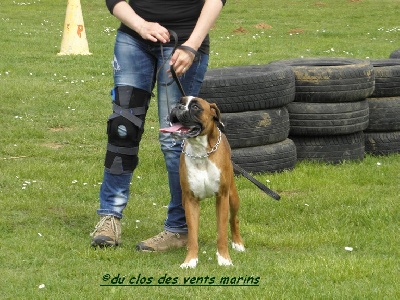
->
[181,128,222,159]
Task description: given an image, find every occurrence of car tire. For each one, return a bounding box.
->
[290,132,365,163]
[364,131,400,155]
[271,57,375,103]
[370,59,400,97]
[224,107,290,148]
[231,139,297,173]
[199,64,295,112]
[287,100,369,136]
[366,97,400,132]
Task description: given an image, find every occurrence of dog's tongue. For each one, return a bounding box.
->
[159,123,189,133]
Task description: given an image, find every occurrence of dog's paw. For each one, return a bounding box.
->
[232,242,245,252]
[216,252,233,266]
[180,258,198,269]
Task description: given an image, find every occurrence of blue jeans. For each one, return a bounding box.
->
[97,31,209,233]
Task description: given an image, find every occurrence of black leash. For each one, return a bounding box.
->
[168,30,187,97]
[167,30,280,201]
[232,162,280,200]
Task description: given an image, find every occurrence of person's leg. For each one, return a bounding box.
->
[136,48,209,251]
[91,32,156,247]
[160,54,209,233]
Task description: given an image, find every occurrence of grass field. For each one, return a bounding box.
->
[1,0,399,299]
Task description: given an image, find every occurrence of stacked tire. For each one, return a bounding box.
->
[389,49,400,59]
[199,64,297,173]
[271,58,375,163]
[364,59,400,155]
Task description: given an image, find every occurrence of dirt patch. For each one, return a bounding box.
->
[258,113,272,127]
[255,22,272,30]
[233,26,248,33]
[43,143,63,149]
[49,126,67,132]
[288,28,305,34]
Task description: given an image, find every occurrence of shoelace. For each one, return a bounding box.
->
[151,231,181,242]
[90,215,119,237]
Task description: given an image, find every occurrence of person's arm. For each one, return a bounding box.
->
[110,1,170,43]
[186,0,224,52]
[170,0,224,75]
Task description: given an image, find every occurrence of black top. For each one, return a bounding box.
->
[105,0,226,54]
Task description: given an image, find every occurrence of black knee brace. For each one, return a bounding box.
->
[105,86,151,174]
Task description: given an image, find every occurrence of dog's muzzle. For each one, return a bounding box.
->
[159,104,202,139]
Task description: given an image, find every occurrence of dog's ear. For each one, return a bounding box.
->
[210,103,225,132]
[209,103,221,121]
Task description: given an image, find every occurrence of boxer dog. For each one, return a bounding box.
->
[160,96,245,268]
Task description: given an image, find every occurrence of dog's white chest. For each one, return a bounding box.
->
[185,157,221,199]
[184,138,221,199]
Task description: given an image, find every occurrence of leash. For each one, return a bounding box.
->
[167,30,280,201]
[158,30,193,119]
[168,30,187,97]
[232,162,280,200]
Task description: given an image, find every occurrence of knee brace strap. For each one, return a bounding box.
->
[105,86,151,174]
[111,104,145,128]
[107,144,139,156]
[111,86,149,128]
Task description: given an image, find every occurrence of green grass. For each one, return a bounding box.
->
[1,0,399,299]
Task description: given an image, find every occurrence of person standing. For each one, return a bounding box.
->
[90,0,226,251]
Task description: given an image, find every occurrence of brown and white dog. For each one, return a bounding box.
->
[160,96,245,268]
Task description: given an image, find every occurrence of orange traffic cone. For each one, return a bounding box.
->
[58,0,91,55]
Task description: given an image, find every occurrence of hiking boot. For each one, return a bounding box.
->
[136,230,187,252]
[90,215,121,247]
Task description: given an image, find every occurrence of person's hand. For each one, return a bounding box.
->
[137,21,170,43]
[169,45,197,77]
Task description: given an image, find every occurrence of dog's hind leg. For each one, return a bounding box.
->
[229,182,245,252]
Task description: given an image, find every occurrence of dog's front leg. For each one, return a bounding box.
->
[216,193,233,266]
[180,194,200,269]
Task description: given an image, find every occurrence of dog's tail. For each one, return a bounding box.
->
[232,162,280,200]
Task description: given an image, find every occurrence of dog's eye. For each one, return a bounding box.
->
[191,104,200,110]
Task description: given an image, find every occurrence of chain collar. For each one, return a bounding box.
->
[181,128,222,159]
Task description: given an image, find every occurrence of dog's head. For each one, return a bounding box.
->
[161,96,224,139]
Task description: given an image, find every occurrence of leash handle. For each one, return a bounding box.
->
[232,162,281,201]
